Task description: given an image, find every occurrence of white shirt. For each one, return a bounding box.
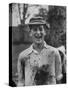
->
[17,42,62,86]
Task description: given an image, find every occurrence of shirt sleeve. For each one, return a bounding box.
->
[55,50,63,81]
[62,54,66,73]
[17,54,25,86]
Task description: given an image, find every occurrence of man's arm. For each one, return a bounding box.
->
[55,50,63,83]
[17,54,25,86]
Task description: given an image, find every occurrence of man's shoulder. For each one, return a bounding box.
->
[18,46,32,60]
[46,44,57,50]
[46,44,59,54]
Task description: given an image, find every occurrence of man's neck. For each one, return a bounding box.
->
[33,42,44,53]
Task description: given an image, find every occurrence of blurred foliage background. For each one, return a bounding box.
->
[9,3,66,84]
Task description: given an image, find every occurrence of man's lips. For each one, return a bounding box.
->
[35,35,42,39]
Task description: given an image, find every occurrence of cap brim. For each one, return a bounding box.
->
[28,22,50,29]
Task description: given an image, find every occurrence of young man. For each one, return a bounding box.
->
[17,14,63,86]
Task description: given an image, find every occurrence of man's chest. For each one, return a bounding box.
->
[24,49,56,85]
[25,49,55,68]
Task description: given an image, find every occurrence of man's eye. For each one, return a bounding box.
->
[34,28,37,31]
[39,28,42,31]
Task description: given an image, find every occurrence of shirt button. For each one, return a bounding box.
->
[39,56,41,59]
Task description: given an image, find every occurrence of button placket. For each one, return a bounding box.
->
[37,54,41,67]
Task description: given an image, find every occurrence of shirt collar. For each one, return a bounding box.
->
[29,41,48,54]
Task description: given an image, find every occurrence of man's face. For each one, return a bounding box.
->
[30,25,46,44]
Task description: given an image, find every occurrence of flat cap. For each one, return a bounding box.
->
[25,14,50,28]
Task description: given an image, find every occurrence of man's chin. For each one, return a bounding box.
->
[35,40,43,44]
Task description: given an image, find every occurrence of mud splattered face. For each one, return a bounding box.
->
[30,25,46,44]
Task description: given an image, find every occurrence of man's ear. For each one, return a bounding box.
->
[44,30,46,36]
[44,31,46,36]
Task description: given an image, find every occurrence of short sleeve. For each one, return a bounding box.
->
[55,50,63,81]
[17,54,25,86]
[62,54,66,73]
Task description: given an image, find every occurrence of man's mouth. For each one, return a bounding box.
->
[35,35,42,39]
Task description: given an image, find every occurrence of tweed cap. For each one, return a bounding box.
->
[25,14,50,28]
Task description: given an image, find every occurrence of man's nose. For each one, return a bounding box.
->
[37,29,41,34]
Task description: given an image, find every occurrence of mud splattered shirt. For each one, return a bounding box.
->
[17,42,62,86]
